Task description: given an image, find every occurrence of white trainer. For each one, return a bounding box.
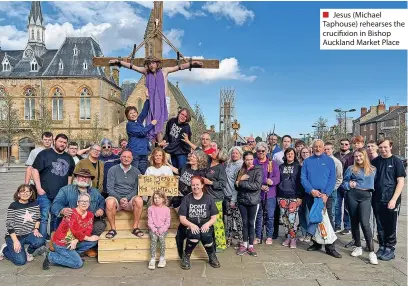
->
[157,258,166,268]
[351,246,363,257]
[26,250,34,262]
[0,243,6,260]
[148,260,156,270]
[369,252,378,265]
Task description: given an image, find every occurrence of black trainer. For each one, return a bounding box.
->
[307,243,322,251]
[326,249,342,258]
[42,253,50,270]
[181,253,191,270]
[208,253,220,268]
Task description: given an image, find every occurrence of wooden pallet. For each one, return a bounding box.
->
[98,209,207,263]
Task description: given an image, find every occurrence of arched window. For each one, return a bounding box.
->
[24,87,36,120]
[37,30,40,41]
[52,87,63,120]
[83,61,88,70]
[79,87,91,120]
[0,86,6,120]
[31,29,34,40]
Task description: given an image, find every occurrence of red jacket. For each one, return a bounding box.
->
[53,208,94,247]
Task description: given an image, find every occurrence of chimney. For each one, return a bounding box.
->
[389,103,400,112]
[378,100,386,114]
[361,107,367,116]
[210,125,215,132]
[370,105,378,115]
[112,67,119,86]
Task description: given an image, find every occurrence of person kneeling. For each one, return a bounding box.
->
[178,176,220,270]
[43,193,99,270]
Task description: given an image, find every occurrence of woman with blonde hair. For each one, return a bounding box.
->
[146,147,173,176]
[342,148,377,265]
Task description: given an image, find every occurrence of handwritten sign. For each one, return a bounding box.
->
[138,175,179,196]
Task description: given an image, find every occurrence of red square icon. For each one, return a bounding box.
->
[323,11,329,18]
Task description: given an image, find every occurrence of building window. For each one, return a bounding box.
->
[52,87,63,120]
[363,125,366,131]
[30,59,38,72]
[2,61,11,72]
[0,86,6,120]
[37,30,40,41]
[79,87,91,120]
[73,45,78,56]
[370,134,373,140]
[24,88,36,120]
[59,59,63,70]
[31,29,34,40]
[381,121,384,128]
[370,123,373,130]
[83,61,88,70]
[393,119,397,126]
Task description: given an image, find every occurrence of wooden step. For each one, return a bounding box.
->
[98,229,207,263]
[114,209,179,220]
[105,219,180,231]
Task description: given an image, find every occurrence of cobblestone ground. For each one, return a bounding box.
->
[0,170,406,286]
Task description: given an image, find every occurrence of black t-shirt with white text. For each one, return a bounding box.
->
[178,166,207,196]
[32,148,75,200]
[178,193,218,226]
[372,155,406,204]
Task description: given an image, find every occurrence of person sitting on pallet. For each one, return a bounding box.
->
[109,56,203,144]
[105,150,143,239]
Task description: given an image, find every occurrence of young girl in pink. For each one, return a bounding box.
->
[147,190,171,270]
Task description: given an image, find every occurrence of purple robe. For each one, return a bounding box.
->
[145,69,168,139]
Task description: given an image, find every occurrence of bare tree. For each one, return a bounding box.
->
[29,88,54,144]
[190,102,207,146]
[87,113,104,145]
[313,117,330,141]
[0,91,22,167]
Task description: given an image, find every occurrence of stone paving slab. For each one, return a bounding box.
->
[317,280,399,286]
[263,262,336,280]
[242,278,320,285]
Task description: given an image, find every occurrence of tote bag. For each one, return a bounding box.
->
[313,208,337,245]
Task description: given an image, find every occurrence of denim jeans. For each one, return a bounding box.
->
[328,190,337,228]
[255,197,277,239]
[48,241,97,269]
[131,155,148,175]
[171,154,188,169]
[335,188,351,230]
[298,199,309,236]
[38,194,60,238]
[3,233,45,266]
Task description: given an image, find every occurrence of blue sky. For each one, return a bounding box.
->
[1,1,407,139]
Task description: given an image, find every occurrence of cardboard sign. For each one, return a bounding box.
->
[138,175,179,196]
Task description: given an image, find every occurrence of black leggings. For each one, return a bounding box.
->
[347,189,374,251]
[184,226,215,256]
[238,204,258,245]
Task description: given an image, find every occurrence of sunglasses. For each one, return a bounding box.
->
[257,150,266,153]
[102,146,112,149]
[78,200,90,204]
[247,141,255,143]
[341,143,349,145]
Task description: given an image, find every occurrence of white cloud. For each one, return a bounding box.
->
[169,57,256,83]
[202,2,254,26]
[162,29,184,57]
[135,1,205,19]
[0,25,27,50]
[0,2,30,21]
[250,66,265,72]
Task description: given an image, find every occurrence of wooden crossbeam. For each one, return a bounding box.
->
[92,57,219,69]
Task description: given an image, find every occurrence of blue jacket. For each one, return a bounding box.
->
[51,184,105,217]
[342,166,376,191]
[127,100,154,156]
[301,154,336,196]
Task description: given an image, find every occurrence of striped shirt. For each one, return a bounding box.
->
[6,201,41,238]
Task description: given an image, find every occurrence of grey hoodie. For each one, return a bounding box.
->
[225,159,243,203]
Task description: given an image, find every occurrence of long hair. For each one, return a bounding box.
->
[238,151,254,179]
[352,148,375,176]
[13,184,36,202]
[192,149,208,170]
[150,189,168,206]
[149,147,166,168]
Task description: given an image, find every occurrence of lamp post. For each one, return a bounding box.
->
[231,119,240,146]
[312,125,326,139]
[334,108,356,136]
[300,133,310,143]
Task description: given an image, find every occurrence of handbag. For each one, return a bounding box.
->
[313,208,337,245]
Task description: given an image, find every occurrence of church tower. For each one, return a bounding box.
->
[25,1,46,58]
[144,1,163,59]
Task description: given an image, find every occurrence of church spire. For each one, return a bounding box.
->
[144,1,163,59]
[28,1,44,27]
[26,1,46,57]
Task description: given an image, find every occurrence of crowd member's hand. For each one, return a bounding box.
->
[86,235,100,242]
[388,199,397,210]
[203,178,213,185]
[261,185,269,192]
[310,189,321,198]
[33,228,42,238]
[181,133,190,143]
[67,239,78,250]
[240,174,249,181]
[230,201,236,209]
[95,209,104,217]
[120,198,129,209]
[158,140,167,147]
[151,119,158,125]
[145,90,149,99]
[321,194,328,204]
[266,178,273,186]
[190,224,200,234]
[61,208,73,217]
[201,223,211,233]
[109,59,121,66]
[37,187,46,196]
[296,199,302,207]
[349,181,357,188]
[13,240,22,253]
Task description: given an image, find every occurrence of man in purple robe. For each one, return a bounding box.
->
[109,56,203,143]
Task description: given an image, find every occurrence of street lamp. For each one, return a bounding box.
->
[312,125,326,139]
[231,119,240,146]
[334,108,356,136]
[299,133,311,143]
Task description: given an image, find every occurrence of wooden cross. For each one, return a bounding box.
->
[92,1,219,70]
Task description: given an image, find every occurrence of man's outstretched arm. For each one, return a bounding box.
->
[164,61,203,74]
[109,59,147,75]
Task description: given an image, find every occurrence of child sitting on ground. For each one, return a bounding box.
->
[148,189,171,270]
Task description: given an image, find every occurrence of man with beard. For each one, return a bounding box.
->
[109,56,203,143]
[99,139,120,198]
[32,134,75,240]
[51,168,106,257]
[25,131,53,184]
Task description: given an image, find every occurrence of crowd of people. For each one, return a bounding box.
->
[0,106,405,271]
